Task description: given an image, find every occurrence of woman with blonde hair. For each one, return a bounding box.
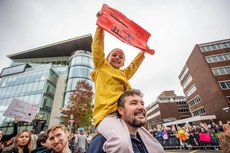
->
[2,130,33,153]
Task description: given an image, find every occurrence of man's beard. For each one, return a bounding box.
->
[124,111,146,127]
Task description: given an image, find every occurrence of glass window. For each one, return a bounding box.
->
[16,84,23,94]
[15,76,22,85]
[32,82,39,93]
[11,86,18,95]
[35,71,43,81]
[212,69,219,75]
[211,45,217,50]
[223,43,229,48]
[28,95,36,104]
[27,83,34,93]
[216,44,223,49]
[217,55,224,61]
[29,72,37,82]
[218,68,225,74]
[34,94,42,106]
[6,86,13,96]
[69,67,81,78]
[71,56,82,66]
[24,73,31,83]
[37,81,45,92]
[206,57,212,63]
[220,82,227,89]
[220,81,230,89]
[21,83,29,94]
[1,88,7,97]
[206,46,212,51]
[226,67,230,74]
[23,95,30,103]
[89,58,93,68]
[82,56,88,65]
[212,56,218,62]
[223,54,230,60]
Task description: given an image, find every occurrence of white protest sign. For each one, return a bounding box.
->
[3,99,39,122]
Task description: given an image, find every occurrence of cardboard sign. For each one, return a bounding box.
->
[3,99,39,122]
[97,4,155,55]
[199,133,211,142]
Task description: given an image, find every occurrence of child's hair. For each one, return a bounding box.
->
[106,48,126,62]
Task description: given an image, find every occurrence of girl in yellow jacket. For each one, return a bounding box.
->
[90,11,154,153]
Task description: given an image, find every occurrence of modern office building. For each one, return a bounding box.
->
[0,34,93,132]
[178,38,230,123]
[146,90,191,128]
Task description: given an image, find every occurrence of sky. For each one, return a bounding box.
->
[0,0,230,106]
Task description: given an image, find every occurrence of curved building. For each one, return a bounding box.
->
[0,34,93,132]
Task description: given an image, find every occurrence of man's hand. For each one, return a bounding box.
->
[14,115,21,122]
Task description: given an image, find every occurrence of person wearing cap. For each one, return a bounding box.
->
[75,128,87,152]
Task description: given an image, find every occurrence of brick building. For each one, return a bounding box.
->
[146,90,191,128]
[178,38,230,123]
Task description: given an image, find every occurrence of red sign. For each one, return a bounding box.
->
[97,4,155,55]
[199,133,211,142]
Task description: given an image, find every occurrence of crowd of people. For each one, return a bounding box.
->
[149,120,230,151]
[0,89,164,153]
[0,116,230,153]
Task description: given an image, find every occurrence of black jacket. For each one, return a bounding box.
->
[0,122,18,145]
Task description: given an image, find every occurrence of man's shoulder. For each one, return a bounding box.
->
[86,134,106,153]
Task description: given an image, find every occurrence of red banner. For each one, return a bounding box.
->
[97,4,155,55]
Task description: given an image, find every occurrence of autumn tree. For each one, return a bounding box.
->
[62,80,93,131]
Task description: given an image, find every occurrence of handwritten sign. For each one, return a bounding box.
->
[3,99,39,122]
[97,4,155,55]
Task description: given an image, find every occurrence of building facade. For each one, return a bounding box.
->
[146,90,191,128]
[0,35,93,132]
[178,38,230,123]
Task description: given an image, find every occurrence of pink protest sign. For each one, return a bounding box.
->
[97,4,155,55]
[199,133,211,142]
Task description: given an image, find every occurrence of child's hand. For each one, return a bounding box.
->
[96,11,102,17]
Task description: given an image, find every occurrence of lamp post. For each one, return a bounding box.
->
[68,114,74,133]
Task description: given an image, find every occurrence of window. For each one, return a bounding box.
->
[200,41,230,52]
[178,108,189,113]
[227,96,230,103]
[206,53,230,63]
[185,85,197,97]
[179,67,189,81]
[176,101,187,106]
[219,80,230,90]
[192,107,206,116]
[212,66,230,76]
[182,75,192,89]
[188,95,201,106]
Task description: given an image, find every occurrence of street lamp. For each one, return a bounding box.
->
[68,114,74,133]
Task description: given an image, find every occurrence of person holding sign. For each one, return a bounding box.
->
[0,116,20,152]
[90,11,159,153]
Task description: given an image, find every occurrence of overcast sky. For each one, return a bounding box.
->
[0,0,230,106]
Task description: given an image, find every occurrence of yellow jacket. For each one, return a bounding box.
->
[90,27,145,126]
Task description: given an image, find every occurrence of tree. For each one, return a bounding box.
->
[62,80,93,131]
